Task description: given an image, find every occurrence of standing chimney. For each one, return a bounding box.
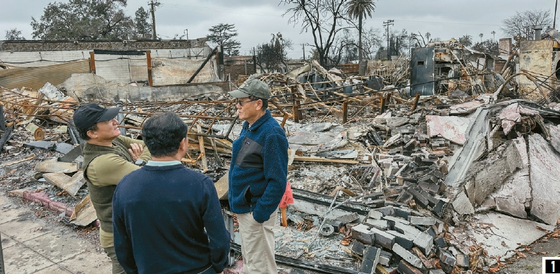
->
[534,25,543,40]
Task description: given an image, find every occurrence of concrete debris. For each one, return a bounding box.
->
[3,37,560,274]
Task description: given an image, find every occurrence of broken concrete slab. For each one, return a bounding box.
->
[425,115,471,145]
[34,158,79,173]
[549,124,560,154]
[528,133,560,225]
[42,171,85,197]
[483,137,531,218]
[464,141,522,205]
[451,191,475,215]
[468,212,553,261]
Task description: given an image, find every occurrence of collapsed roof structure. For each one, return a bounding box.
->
[2,32,560,273]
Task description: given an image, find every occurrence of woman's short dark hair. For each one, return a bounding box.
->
[142,112,188,157]
[78,124,98,140]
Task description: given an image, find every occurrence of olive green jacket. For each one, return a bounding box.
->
[83,135,151,248]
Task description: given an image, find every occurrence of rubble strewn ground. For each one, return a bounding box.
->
[3,37,560,273]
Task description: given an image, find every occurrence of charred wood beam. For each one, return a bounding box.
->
[292,188,370,215]
[187,47,218,83]
[411,93,421,111]
[230,242,359,274]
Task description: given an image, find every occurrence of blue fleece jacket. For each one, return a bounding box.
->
[113,163,230,274]
[228,110,289,223]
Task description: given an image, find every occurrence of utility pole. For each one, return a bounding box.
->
[302,44,306,60]
[149,0,160,40]
[383,20,394,60]
[555,0,558,29]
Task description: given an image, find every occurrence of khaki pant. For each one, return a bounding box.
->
[237,211,277,274]
[104,246,125,274]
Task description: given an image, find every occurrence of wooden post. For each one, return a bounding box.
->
[342,100,348,124]
[411,93,421,111]
[146,50,153,87]
[281,113,288,129]
[380,97,386,113]
[196,125,208,173]
[292,99,300,123]
[89,52,96,74]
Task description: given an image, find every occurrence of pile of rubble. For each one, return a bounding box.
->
[3,39,560,273]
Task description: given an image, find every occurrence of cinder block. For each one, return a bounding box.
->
[419,181,441,195]
[432,199,446,217]
[350,240,365,257]
[456,252,469,268]
[386,230,414,250]
[407,188,429,208]
[365,218,389,230]
[394,222,422,239]
[360,246,381,274]
[397,260,423,274]
[366,199,385,207]
[377,206,395,216]
[425,226,437,238]
[409,216,436,226]
[371,227,395,250]
[434,234,447,248]
[438,247,456,267]
[396,190,413,203]
[351,224,374,245]
[334,212,360,224]
[413,232,434,255]
[330,220,343,231]
[379,250,392,266]
[367,209,384,220]
[383,215,409,228]
[392,243,423,269]
[395,207,412,219]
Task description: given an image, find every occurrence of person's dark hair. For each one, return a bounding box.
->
[77,124,98,140]
[142,112,188,157]
[249,95,268,110]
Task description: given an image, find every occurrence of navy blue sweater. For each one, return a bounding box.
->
[112,163,230,274]
[228,110,288,223]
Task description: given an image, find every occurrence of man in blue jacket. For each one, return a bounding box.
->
[228,79,289,273]
[113,112,230,274]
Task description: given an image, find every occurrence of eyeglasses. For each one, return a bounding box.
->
[236,98,258,106]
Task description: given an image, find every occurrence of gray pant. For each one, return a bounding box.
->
[104,246,125,274]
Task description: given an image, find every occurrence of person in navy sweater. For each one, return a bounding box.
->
[228,79,289,273]
[112,112,230,274]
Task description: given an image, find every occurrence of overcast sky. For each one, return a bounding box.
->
[0,0,557,58]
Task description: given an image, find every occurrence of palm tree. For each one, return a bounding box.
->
[347,0,376,75]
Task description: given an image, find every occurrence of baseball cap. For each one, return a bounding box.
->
[228,79,271,99]
[73,103,119,132]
